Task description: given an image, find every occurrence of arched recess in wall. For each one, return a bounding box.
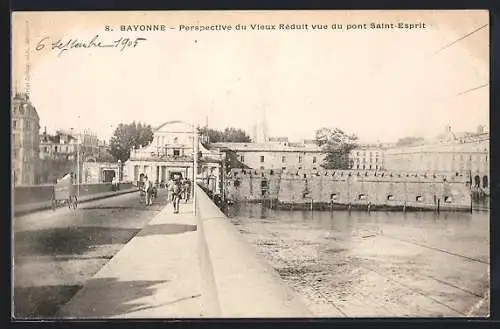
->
[474,175,481,187]
[483,175,488,188]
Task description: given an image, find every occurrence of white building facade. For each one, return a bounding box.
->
[213,139,325,171]
[123,121,224,192]
[383,127,489,192]
[349,145,386,170]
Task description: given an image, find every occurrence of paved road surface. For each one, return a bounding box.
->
[13,189,171,319]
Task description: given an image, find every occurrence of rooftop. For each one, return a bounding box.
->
[213,142,323,152]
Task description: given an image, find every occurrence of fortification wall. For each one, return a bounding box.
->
[225,169,471,211]
[226,169,281,202]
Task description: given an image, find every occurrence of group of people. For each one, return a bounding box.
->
[139,175,191,214]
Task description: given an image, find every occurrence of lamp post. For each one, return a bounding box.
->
[118,159,122,182]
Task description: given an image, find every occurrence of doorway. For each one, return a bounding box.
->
[170,171,183,180]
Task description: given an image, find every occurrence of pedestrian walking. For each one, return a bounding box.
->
[145,176,154,206]
[172,178,182,213]
[168,178,175,201]
[184,178,191,203]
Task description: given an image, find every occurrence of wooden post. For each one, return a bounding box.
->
[437,199,440,214]
[310,198,313,211]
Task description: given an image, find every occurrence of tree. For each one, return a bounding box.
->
[199,126,251,143]
[222,127,252,142]
[109,122,154,162]
[396,136,425,147]
[314,127,359,169]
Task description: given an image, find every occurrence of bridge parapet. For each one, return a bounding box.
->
[195,185,311,317]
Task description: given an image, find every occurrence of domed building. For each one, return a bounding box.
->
[12,92,40,185]
[124,120,225,193]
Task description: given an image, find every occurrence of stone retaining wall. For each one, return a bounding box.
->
[225,169,472,211]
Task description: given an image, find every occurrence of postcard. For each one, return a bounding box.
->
[11,10,489,319]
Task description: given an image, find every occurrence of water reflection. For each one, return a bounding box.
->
[227,202,485,233]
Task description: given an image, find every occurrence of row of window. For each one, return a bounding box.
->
[12,119,36,130]
[240,155,318,164]
[390,154,488,163]
[355,158,380,163]
[355,151,381,157]
[353,164,382,170]
[149,149,182,157]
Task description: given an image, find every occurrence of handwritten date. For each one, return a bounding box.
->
[36,34,147,56]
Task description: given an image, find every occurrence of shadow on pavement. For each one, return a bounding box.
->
[55,277,173,318]
[137,224,197,237]
[81,206,160,211]
[13,284,83,319]
[14,226,140,258]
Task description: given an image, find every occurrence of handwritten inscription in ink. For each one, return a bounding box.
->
[35,34,148,57]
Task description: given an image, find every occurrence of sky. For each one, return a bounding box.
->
[12,11,489,143]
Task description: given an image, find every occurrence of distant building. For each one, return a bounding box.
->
[39,128,76,160]
[384,125,489,191]
[12,92,40,185]
[213,139,325,171]
[349,144,386,170]
[39,128,100,161]
[38,128,103,184]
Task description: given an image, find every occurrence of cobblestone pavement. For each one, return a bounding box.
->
[227,204,490,317]
[13,189,170,319]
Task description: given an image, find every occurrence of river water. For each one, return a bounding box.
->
[225,203,490,317]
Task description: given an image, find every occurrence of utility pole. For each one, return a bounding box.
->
[77,137,80,198]
[193,121,199,216]
[76,117,81,198]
